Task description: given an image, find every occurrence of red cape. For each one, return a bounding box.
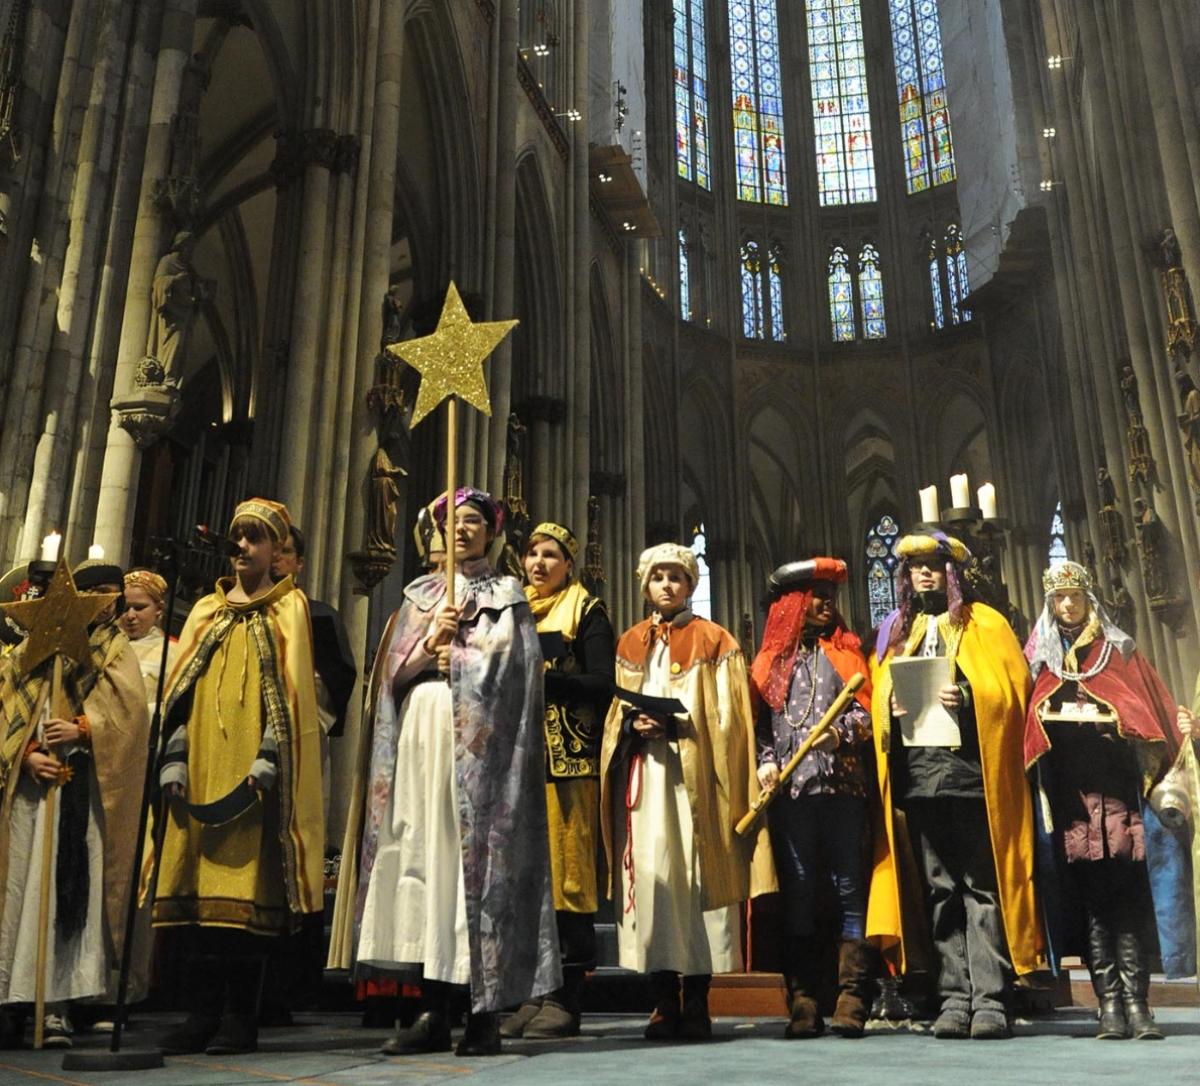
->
[1025,637,1181,782]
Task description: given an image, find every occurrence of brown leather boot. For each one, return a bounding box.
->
[783,940,823,1040]
[644,971,681,1040]
[830,939,875,1038]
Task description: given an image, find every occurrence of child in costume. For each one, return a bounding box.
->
[600,543,774,1040]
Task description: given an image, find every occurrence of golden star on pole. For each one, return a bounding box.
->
[0,559,117,675]
[387,281,518,427]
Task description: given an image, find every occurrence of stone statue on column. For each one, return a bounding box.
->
[1132,496,1173,609]
[1174,365,1200,504]
[1118,366,1157,488]
[364,446,406,556]
[583,494,606,594]
[143,231,207,388]
[1097,466,1126,568]
[1144,225,1197,360]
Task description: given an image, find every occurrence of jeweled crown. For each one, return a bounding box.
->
[1043,560,1091,594]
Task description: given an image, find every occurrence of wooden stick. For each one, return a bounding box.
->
[445,396,458,607]
[735,673,866,838]
[33,656,67,1049]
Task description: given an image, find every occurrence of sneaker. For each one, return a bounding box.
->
[43,1013,73,1049]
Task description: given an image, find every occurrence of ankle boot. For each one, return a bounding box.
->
[1087,913,1126,1040]
[783,938,823,1039]
[383,981,453,1055]
[679,974,712,1040]
[207,955,264,1055]
[456,1010,501,1056]
[525,967,585,1039]
[830,939,875,1038]
[499,998,543,1038]
[1116,929,1163,1040]
[158,955,223,1054]
[644,971,681,1040]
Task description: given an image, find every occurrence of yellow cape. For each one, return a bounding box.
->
[866,603,1045,976]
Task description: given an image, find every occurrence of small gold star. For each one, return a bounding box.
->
[388,281,518,427]
[0,559,117,675]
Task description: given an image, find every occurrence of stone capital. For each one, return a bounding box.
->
[112,370,182,448]
[271,128,358,188]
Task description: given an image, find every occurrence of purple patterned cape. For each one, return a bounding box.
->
[353,559,561,1011]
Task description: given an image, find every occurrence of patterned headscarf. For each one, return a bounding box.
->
[433,486,505,534]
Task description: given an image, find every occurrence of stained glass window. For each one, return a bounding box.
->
[866,514,901,628]
[888,0,955,194]
[730,1,788,205]
[806,0,876,206]
[691,524,712,619]
[674,0,711,189]
[858,243,886,339]
[742,240,764,338]
[1048,502,1068,563]
[827,245,855,342]
[928,239,944,330]
[679,230,691,320]
[944,224,970,324]
[767,243,785,341]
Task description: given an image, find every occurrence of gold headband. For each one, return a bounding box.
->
[1043,561,1091,594]
[529,522,579,561]
[231,497,290,543]
[124,569,168,604]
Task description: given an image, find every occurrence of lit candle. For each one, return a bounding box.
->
[950,473,970,508]
[919,486,939,523]
[40,531,61,563]
[88,543,105,560]
[978,483,997,519]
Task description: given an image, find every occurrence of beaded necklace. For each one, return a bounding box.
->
[782,646,820,731]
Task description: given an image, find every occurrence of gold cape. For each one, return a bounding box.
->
[866,602,1045,976]
[0,625,149,968]
[149,577,324,931]
[599,615,777,911]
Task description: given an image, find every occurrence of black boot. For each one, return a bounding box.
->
[207,955,264,1055]
[830,939,875,1038]
[382,981,452,1055]
[679,974,712,1040]
[783,937,823,1039]
[456,1010,501,1056]
[158,955,223,1054]
[644,971,681,1040]
[1116,929,1163,1040]
[1087,912,1126,1040]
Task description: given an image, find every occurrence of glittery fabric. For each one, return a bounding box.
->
[388,282,518,426]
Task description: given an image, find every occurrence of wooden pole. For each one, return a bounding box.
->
[33,656,67,1049]
[445,396,458,606]
[735,673,866,837]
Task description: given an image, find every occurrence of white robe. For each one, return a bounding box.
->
[0,767,105,1004]
[356,641,470,985]
[614,639,742,975]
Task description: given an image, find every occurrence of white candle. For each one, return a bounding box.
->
[40,531,61,563]
[978,483,997,519]
[919,486,939,523]
[950,473,970,508]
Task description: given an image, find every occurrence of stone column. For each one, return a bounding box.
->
[94,0,198,563]
[569,0,590,536]
[333,0,404,840]
[274,128,338,527]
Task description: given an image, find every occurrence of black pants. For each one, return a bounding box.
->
[905,797,1011,1015]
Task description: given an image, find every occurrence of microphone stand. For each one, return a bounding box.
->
[63,533,207,1071]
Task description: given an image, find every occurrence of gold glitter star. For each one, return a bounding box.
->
[0,559,117,675]
[388,281,518,427]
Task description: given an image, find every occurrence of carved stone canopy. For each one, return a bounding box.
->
[113,373,182,449]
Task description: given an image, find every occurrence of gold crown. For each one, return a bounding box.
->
[1042,561,1091,594]
[529,522,579,561]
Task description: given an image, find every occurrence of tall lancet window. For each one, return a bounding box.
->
[679,229,692,320]
[730,0,788,205]
[888,0,955,194]
[805,0,876,206]
[691,524,713,619]
[767,242,785,341]
[828,245,855,342]
[866,514,901,628]
[945,224,971,323]
[741,240,764,338]
[928,236,945,329]
[1048,501,1068,563]
[674,0,712,188]
[858,243,886,339]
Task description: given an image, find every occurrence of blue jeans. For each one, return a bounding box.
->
[768,793,867,940]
